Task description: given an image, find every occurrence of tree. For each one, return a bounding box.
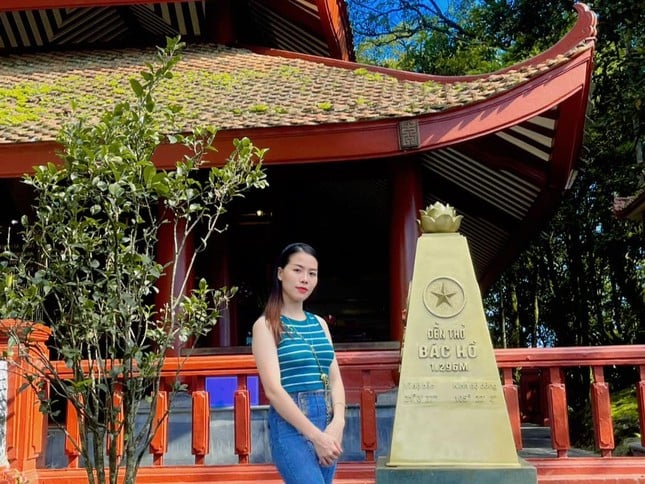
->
[469,0,575,61]
[0,37,267,484]
[349,0,496,72]
[349,0,643,450]
[482,0,644,349]
[348,0,574,73]
[349,0,644,349]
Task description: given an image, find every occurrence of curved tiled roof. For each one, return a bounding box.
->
[0,3,597,288]
[0,40,591,144]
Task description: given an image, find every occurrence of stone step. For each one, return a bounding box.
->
[518,424,597,458]
[520,424,552,448]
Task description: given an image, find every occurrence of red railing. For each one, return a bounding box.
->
[496,345,645,483]
[3,342,645,483]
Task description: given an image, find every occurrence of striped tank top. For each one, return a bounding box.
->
[278,312,335,393]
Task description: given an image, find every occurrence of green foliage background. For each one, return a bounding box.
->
[349,0,644,349]
[348,0,644,448]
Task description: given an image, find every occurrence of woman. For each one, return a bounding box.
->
[252,243,345,484]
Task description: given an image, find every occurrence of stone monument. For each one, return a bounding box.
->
[376,202,536,483]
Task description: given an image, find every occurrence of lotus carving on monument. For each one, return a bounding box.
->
[418,202,463,233]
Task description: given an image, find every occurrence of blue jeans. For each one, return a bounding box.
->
[268,390,337,484]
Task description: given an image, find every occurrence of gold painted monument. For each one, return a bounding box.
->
[378,203,536,483]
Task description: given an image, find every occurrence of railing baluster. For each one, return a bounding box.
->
[149,391,168,466]
[360,369,378,461]
[192,390,210,465]
[591,365,614,457]
[502,368,522,450]
[8,345,645,483]
[65,400,80,468]
[639,365,645,448]
[0,321,50,483]
[547,367,570,457]
[234,375,251,464]
[360,387,377,461]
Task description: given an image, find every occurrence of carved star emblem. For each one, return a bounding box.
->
[423,277,466,318]
[431,283,457,308]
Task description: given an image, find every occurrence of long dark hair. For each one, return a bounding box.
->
[263,242,318,343]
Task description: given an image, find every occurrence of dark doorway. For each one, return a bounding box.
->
[209,160,392,345]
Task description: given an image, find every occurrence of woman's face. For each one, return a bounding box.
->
[278,251,319,303]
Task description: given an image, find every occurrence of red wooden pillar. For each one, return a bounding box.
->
[205,0,235,45]
[389,158,423,343]
[0,320,50,484]
[155,207,195,357]
[206,234,234,347]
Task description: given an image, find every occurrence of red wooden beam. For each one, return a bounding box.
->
[46,345,645,378]
[534,457,645,482]
[33,458,645,483]
[317,0,355,61]
[495,345,645,368]
[0,142,60,178]
[36,462,377,483]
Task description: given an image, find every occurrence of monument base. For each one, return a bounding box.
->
[375,456,537,484]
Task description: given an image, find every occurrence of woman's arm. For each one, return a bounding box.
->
[317,317,346,447]
[252,317,341,465]
[324,357,346,446]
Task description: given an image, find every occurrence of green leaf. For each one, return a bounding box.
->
[108,182,123,197]
[129,78,144,97]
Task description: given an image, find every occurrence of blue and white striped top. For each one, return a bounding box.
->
[278,312,335,393]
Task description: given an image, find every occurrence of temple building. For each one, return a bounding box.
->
[0,0,596,349]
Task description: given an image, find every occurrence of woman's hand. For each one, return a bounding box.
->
[315,416,344,466]
[324,417,344,450]
[310,429,342,467]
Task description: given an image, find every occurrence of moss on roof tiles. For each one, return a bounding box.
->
[0,43,591,144]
